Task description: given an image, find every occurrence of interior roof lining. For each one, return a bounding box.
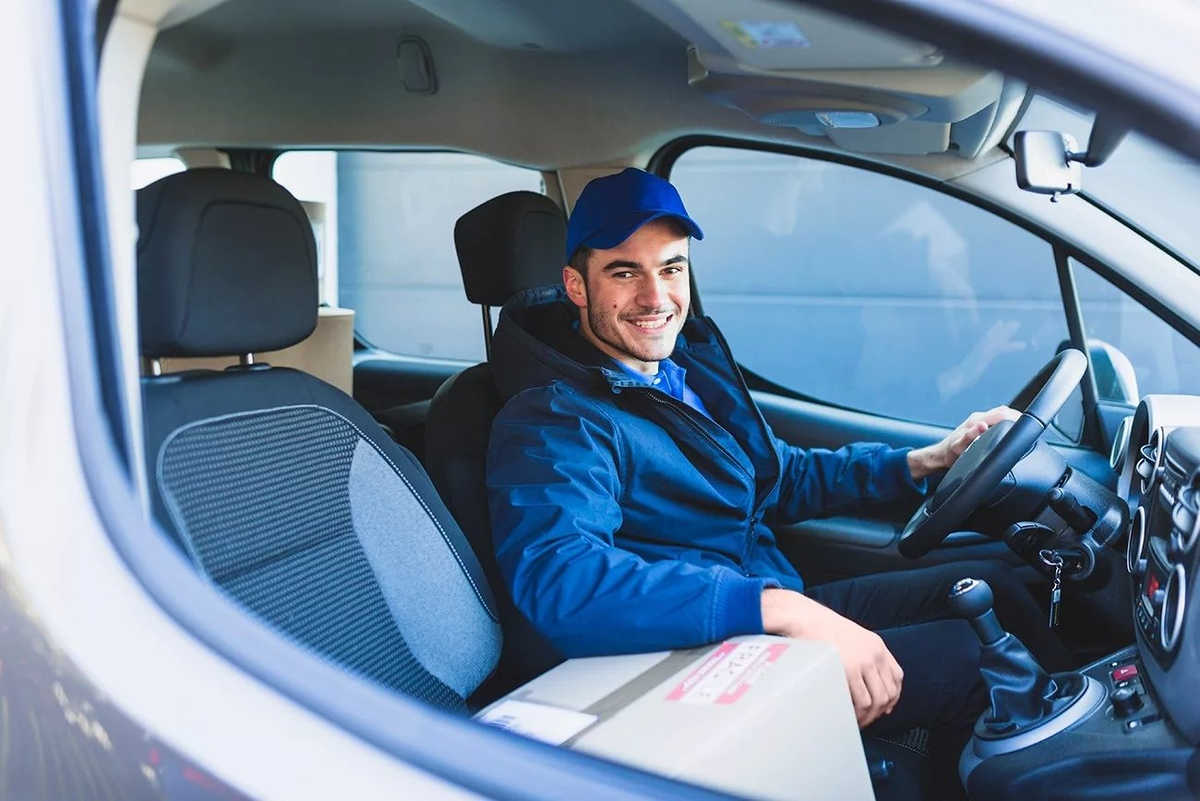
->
[137,0,1015,178]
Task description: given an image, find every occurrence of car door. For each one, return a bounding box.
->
[660,142,1130,585]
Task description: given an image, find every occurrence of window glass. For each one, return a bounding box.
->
[671,146,1074,428]
[1072,259,1200,403]
[274,151,339,305]
[274,151,544,360]
[132,156,184,189]
[1014,96,1200,270]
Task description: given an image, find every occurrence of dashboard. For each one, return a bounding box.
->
[1119,398,1200,744]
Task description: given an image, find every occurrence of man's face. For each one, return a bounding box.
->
[563,218,691,375]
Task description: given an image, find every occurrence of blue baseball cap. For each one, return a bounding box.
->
[566,168,704,262]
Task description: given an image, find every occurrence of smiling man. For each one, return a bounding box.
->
[485,169,1071,762]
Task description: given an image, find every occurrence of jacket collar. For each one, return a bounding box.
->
[492,285,721,401]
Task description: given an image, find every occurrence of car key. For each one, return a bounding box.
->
[1039,549,1063,628]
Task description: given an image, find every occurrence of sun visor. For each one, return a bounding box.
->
[631,0,1015,157]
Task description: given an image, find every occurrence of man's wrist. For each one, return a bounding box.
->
[906,446,941,482]
[761,587,815,638]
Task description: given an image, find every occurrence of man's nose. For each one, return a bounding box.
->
[638,275,670,309]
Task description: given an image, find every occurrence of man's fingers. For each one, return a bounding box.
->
[861,667,889,726]
[982,405,1020,425]
[847,673,873,726]
[953,422,988,455]
[881,665,902,715]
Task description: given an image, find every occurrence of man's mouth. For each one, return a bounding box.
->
[629,315,671,330]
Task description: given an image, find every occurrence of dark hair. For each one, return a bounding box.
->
[568,244,594,277]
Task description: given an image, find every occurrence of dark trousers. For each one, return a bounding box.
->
[805,559,1075,736]
[806,560,1074,798]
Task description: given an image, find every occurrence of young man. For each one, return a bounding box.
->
[485,168,1071,738]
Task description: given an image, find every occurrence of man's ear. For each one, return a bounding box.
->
[563,265,588,309]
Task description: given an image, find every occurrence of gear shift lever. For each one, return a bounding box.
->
[948,578,1004,645]
[948,578,1078,736]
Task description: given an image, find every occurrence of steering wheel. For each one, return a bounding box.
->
[898,349,1088,558]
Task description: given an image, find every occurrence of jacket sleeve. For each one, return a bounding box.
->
[770,438,927,525]
[487,385,776,658]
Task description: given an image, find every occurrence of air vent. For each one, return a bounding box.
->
[1136,427,1166,495]
[1160,563,1187,654]
[1172,474,1200,556]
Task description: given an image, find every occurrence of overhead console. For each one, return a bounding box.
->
[629,0,1023,157]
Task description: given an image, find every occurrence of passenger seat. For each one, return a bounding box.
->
[137,168,501,711]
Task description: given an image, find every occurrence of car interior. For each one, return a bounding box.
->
[95,0,1200,796]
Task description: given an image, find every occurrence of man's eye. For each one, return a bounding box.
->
[662,266,684,276]
[613,271,635,279]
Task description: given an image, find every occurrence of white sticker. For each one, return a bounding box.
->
[476,699,598,745]
[722,20,811,49]
[666,641,788,705]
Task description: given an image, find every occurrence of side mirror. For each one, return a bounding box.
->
[1014,131,1082,197]
[1054,338,1139,405]
[1089,340,1138,405]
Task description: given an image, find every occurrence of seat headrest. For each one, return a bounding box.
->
[137,168,318,357]
[454,191,566,307]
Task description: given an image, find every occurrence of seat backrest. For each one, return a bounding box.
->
[137,168,500,712]
[426,191,567,695]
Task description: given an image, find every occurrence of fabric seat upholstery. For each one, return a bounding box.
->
[138,168,500,711]
[426,191,568,697]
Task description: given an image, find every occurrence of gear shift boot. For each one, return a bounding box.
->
[950,577,1107,783]
[947,578,1084,736]
[976,634,1081,737]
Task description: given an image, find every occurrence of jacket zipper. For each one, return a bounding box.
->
[625,386,757,574]
[704,322,784,516]
[637,389,754,483]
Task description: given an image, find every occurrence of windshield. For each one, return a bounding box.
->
[1012,95,1200,269]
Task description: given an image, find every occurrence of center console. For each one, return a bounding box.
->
[961,422,1200,800]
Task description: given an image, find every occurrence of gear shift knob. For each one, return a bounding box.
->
[948,578,1006,645]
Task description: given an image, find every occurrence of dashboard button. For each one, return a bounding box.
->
[1112,664,1139,682]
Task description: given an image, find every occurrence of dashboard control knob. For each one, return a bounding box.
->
[1110,686,1143,717]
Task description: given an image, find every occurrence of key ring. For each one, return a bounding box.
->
[1038,548,1064,568]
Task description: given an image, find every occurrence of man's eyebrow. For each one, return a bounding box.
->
[599,254,689,272]
[600,259,641,273]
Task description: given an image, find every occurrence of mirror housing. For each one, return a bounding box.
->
[1014,131,1082,196]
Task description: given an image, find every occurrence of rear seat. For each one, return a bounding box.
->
[137,167,502,710]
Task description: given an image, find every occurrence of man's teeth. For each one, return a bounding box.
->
[632,318,669,329]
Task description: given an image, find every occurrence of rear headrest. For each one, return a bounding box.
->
[137,168,318,357]
[454,191,566,307]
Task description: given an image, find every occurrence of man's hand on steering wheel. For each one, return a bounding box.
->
[898,350,1088,558]
[907,406,1022,481]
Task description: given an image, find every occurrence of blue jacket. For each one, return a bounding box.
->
[486,287,925,658]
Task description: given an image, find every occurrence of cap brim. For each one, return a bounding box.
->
[582,209,704,250]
